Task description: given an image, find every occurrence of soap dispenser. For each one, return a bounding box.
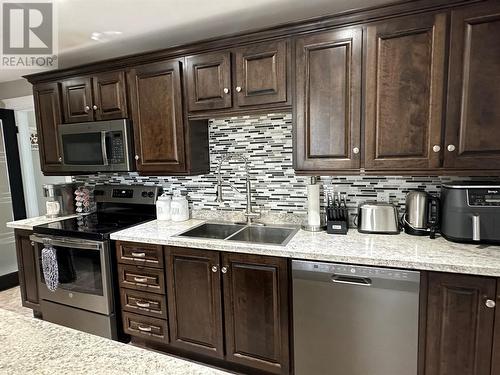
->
[171,191,189,222]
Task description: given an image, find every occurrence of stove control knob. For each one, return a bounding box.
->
[141,191,148,198]
[147,192,154,198]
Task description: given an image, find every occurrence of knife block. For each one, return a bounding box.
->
[326,208,349,235]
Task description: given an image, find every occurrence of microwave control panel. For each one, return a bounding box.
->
[108,131,125,163]
[468,188,500,207]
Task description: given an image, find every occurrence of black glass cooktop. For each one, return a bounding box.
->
[34,212,154,241]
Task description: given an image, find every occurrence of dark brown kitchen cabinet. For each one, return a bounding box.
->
[60,72,127,123]
[424,272,497,375]
[186,40,290,115]
[14,230,40,311]
[222,253,290,375]
[444,3,500,170]
[233,40,289,108]
[492,279,500,375]
[33,82,63,173]
[165,247,224,359]
[294,27,362,172]
[128,59,209,175]
[186,51,232,112]
[364,13,447,171]
[92,71,128,120]
[61,76,94,123]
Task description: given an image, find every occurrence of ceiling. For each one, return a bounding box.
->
[0,0,398,83]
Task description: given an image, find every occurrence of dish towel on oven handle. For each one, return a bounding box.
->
[41,245,59,292]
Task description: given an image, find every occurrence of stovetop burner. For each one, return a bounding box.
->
[33,184,159,241]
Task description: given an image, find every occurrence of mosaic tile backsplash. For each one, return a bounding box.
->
[73,113,497,217]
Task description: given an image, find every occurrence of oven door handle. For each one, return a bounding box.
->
[101,131,109,166]
[30,234,104,251]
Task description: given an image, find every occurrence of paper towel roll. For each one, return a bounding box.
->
[307,183,320,226]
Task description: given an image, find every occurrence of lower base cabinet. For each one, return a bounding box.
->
[424,272,499,375]
[14,229,40,312]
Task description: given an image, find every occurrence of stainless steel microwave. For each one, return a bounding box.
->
[58,119,134,172]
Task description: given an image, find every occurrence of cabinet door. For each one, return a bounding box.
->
[128,59,187,174]
[234,40,288,107]
[92,71,128,120]
[444,3,500,170]
[492,279,500,375]
[15,230,40,310]
[166,247,224,359]
[364,13,447,170]
[424,272,496,375]
[294,27,362,172]
[186,52,232,111]
[222,253,290,375]
[33,82,63,172]
[61,76,94,123]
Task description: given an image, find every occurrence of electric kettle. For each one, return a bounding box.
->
[403,191,440,238]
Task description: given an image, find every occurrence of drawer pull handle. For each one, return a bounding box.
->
[137,325,152,332]
[133,276,148,283]
[131,252,146,258]
[136,301,151,308]
[486,299,496,308]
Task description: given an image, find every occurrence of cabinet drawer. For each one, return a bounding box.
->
[123,312,169,344]
[118,264,165,294]
[117,242,164,268]
[120,288,167,319]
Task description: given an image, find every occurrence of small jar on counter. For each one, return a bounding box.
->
[156,193,171,221]
[171,191,189,222]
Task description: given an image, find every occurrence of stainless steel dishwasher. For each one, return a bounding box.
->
[292,260,420,375]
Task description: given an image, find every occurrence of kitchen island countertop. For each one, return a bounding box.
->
[110,219,500,277]
[0,308,231,375]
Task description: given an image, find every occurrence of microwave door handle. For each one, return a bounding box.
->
[101,131,109,166]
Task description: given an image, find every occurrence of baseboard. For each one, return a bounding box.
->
[0,271,19,291]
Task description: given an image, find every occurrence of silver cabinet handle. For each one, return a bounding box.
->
[92,105,98,110]
[235,86,242,93]
[133,276,148,283]
[432,145,441,152]
[447,144,456,152]
[223,87,229,94]
[136,301,151,308]
[221,266,228,274]
[137,325,152,332]
[84,105,90,112]
[131,252,146,258]
[486,299,496,308]
[134,155,140,161]
[211,265,218,273]
[58,156,63,162]
[31,241,35,246]
[353,147,360,154]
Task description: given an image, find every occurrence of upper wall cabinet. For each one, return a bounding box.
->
[444,3,500,170]
[60,71,128,123]
[33,82,63,173]
[294,28,362,172]
[186,40,290,115]
[127,58,209,175]
[364,13,447,171]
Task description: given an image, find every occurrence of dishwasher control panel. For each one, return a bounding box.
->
[292,260,421,282]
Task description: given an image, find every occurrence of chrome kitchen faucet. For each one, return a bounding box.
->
[215,153,261,225]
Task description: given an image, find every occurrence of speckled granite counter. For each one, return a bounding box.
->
[110,219,500,277]
[0,308,231,375]
[6,214,78,231]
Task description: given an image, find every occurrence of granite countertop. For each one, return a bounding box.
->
[110,219,500,277]
[0,308,231,375]
[6,214,78,231]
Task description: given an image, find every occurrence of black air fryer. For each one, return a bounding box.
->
[441,181,500,244]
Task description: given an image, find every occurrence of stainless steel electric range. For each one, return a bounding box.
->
[31,184,159,340]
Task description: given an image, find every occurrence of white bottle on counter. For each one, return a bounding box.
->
[156,193,171,221]
[171,191,189,222]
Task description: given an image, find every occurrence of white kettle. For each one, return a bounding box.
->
[170,191,189,222]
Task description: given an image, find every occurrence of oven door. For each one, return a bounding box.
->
[58,119,133,172]
[30,234,113,315]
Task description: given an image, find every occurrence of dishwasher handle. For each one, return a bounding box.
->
[332,274,372,286]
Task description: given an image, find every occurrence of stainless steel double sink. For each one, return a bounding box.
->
[176,222,299,246]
